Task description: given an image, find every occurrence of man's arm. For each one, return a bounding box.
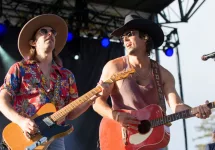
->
[0,89,37,135]
[92,61,116,120]
[92,60,140,130]
[161,66,211,118]
[0,89,24,124]
[161,67,190,113]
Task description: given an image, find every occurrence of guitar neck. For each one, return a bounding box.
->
[150,102,215,128]
[50,86,102,122]
[48,68,135,122]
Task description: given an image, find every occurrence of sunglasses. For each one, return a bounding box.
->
[39,28,57,36]
[120,31,136,42]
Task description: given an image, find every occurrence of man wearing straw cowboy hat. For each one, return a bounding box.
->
[93,14,211,149]
[0,14,103,149]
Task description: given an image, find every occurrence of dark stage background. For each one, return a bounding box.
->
[0,27,124,150]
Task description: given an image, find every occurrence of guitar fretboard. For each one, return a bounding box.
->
[50,86,102,122]
[46,68,134,122]
[150,102,215,127]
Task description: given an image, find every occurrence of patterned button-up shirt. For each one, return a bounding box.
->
[0,59,78,118]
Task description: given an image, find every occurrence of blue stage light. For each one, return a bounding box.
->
[164,47,174,57]
[101,37,110,48]
[0,24,7,36]
[67,32,73,42]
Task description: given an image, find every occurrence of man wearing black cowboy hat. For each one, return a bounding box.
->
[0,14,107,150]
[92,14,211,149]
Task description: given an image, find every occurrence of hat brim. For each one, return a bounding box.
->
[111,19,164,48]
[18,14,68,59]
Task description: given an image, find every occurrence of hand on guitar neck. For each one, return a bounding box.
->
[190,100,211,119]
[88,80,112,103]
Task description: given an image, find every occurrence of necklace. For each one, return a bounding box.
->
[129,62,151,81]
[127,56,152,80]
[134,68,151,80]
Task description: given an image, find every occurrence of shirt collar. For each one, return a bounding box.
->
[22,59,63,76]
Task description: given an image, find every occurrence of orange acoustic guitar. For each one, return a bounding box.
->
[99,102,215,150]
[2,68,135,150]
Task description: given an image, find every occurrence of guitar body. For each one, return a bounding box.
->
[99,104,170,150]
[2,103,74,150]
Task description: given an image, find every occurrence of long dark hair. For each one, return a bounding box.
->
[138,30,154,56]
[28,47,62,67]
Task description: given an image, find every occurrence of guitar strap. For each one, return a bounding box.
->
[150,60,166,114]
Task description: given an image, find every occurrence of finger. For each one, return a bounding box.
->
[204,101,211,115]
[28,125,39,134]
[127,124,138,131]
[97,80,103,85]
[122,124,138,131]
[195,114,200,118]
[125,113,138,119]
[23,131,31,140]
[205,100,209,104]
[99,82,110,89]
[202,105,211,117]
[198,105,208,119]
[28,122,38,131]
[24,127,32,134]
[28,120,37,128]
[198,105,204,118]
[124,119,140,125]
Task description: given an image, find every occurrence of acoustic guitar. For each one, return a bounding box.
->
[2,68,135,150]
[99,102,214,150]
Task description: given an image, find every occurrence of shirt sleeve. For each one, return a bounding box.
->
[0,62,23,98]
[68,72,78,103]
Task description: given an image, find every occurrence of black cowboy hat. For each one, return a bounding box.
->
[111,14,164,48]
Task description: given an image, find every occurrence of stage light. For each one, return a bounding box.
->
[67,32,73,42]
[101,37,110,48]
[74,54,80,60]
[164,47,174,57]
[0,24,7,36]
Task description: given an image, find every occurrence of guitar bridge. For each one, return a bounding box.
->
[25,137,47,150]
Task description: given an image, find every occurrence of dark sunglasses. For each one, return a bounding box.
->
[120,31,135,42]
[39,28,57,36]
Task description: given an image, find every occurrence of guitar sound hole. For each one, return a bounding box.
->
[138,120,151,134]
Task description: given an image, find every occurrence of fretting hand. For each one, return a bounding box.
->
[195,100,211,119]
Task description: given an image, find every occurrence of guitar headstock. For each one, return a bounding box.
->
[110,68,135,82]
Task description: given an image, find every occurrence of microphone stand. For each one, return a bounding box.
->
[175,46,188,150]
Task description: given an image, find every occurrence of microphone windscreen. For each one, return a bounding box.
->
[201,55,208,61]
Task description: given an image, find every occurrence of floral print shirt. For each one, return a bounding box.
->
[0,59,78,118]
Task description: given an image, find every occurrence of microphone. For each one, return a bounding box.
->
[201,52,215,61]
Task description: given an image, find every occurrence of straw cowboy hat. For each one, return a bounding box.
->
[18,14,68,59]
[111,14,164,48]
